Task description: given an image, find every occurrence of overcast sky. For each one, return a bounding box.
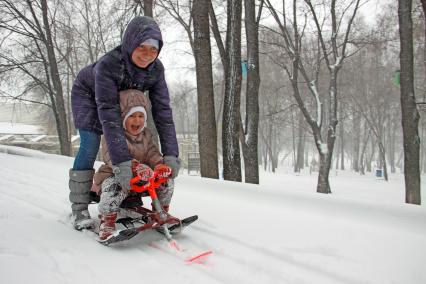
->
[159,0,392,87]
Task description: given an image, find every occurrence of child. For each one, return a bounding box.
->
[69,16,180,230]
[92,89,174,241]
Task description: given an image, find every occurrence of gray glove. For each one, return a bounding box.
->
[163,156,181,178]
[112,160,133,191]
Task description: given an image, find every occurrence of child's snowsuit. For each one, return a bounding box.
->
[92,89,174,216]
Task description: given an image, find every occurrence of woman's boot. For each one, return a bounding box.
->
[69,169,95,230]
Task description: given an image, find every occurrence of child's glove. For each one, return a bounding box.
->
[163,156,181,178]
[154,164,172,179]
[113,160,133,191]
[134,163,154,181]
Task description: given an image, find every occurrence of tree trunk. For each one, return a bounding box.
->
[340,117,345,170]
[292,110,297,170]
[208,2,226,69]
[367,136,375,172]
[352,109,360,172]
[41,0,71,156]
[398,0,421,204]
[388,116,397,173]
[378,141,389,181]
[193,0,219,179]
[317,152,331,193]
[262,144,268,171]
[240,0,260,184]
[422,123,426,173]
[422,0,426,104]
[305,146,309,168]
[222,0,242,182]
[142,0,158,146]
[334,143,339,170]
[423,133,426,173]
[315,68,339,194]
[359,128,370,175]
[144,0,153,16]
[295,111,305,172]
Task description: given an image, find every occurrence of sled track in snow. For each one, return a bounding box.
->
[0,189,62,218]
[189,225,364,284]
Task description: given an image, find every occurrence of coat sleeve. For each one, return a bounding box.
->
[100,136,112,166]
[95,59,132,165]
[149,69,179,157]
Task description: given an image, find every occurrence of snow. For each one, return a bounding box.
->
[318,141,328,154]
[309,81,322,127]
[330,56,343,70]
[1,145,426,284]
[0,122,43,135]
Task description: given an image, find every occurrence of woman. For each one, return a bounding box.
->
[69,16,180,230]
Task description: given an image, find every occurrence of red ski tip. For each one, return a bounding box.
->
[185,250,213,264]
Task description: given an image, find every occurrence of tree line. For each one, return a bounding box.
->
[0,0,423,204]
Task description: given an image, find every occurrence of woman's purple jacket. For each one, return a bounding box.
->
[71,16,178,165]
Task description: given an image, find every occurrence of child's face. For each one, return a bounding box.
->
[125,111,145,135]
[131,44,158,68]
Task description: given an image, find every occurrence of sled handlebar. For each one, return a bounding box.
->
[130,168,170,200]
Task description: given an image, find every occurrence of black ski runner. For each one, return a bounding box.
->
[156,215,198,236]
[99,215,198,246]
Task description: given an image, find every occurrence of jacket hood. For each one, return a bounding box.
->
[121,16,163,67]
[119,89,150,120]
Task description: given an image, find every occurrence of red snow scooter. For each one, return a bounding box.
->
[92,163,198,246]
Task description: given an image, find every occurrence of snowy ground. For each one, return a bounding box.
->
[0,122,43,134]
[0,145,425,284]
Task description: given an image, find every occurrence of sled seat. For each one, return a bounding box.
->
[89,191,149,208]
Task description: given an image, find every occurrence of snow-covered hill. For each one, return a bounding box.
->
[0,145,425,284]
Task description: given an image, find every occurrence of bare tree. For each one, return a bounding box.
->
[170,82,197,137]
[222,0,243,181]
[239,0,262,184]
[257,37,294,172]
[294,110,306,172]
[398,0,421,204]
[351,107,361,172]
[266,0,361,193]
[156,0,194,50]
[208,1,227,127]
[0,0,71,155]
[193,0,219,178]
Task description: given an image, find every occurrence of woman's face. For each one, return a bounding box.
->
[125,111,145,135]
[131,44,158,68]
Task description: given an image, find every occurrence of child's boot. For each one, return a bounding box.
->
[69,169,95,230]
[99,212,118,241]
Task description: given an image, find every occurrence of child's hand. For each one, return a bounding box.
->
[154,164,172,179]
[134,163,154,181]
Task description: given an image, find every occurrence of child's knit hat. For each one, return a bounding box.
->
[119,89,150,133]
[123,106,147,132]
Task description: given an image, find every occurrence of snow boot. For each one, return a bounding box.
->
[99,212,118,241]
[69,169,95,230]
